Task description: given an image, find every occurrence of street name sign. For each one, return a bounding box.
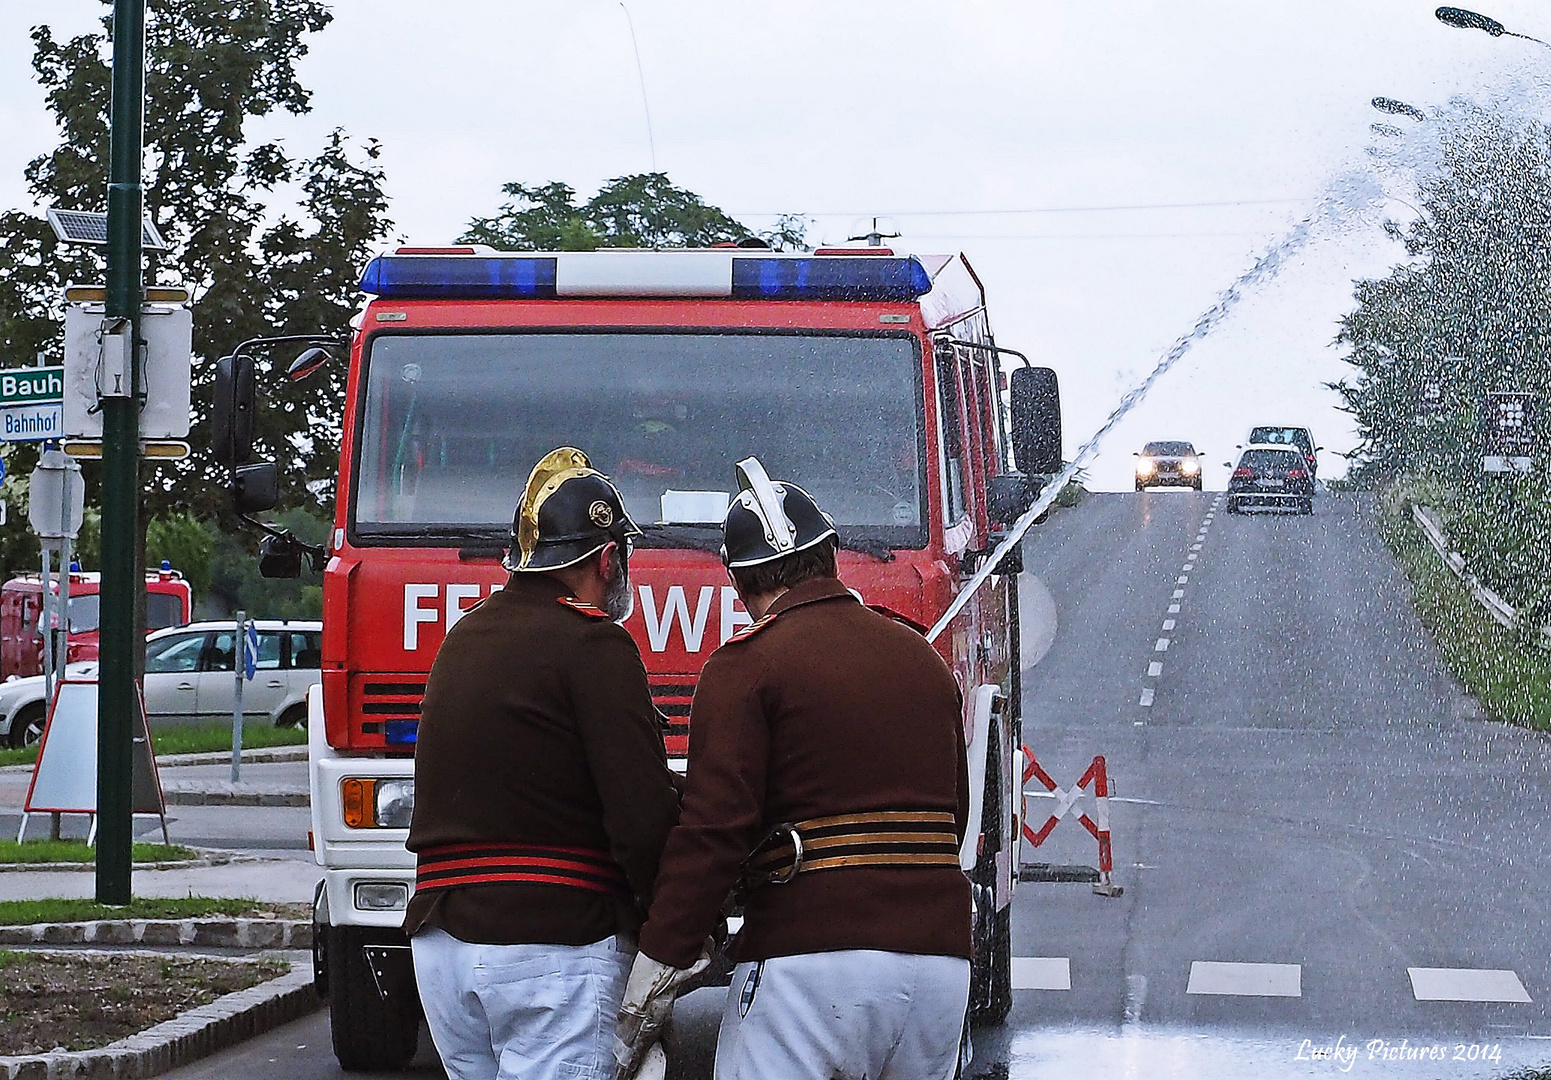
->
[0,366,64,442]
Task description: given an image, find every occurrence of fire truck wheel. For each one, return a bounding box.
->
[327,925,420,1071]
[968,739,1012,1025]
[7,703,45,749]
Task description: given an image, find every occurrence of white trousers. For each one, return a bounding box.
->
[410,925,633,1080]
[714,950,971,1080]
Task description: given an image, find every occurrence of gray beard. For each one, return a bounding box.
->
[603,552,634,622]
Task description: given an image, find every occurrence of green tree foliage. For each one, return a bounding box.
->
[145,512,214,598]
[0,1,390,614]
[461,173,765,250]
[1337,102,1551,627]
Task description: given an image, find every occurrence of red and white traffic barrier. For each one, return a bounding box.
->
[1021,747,1122,897]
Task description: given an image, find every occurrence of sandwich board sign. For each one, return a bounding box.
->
[18,678,168,844]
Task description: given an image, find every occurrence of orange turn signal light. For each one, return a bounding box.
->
[341,779,376,828]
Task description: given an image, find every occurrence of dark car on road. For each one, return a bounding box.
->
[1246,425,1320,478]
[1134,440,1203,491]
[1226,444,1314,514]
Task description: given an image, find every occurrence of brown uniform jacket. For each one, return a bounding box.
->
[403,573,680,946]
[638,576,972,968]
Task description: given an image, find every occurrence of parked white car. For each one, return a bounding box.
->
[0,619,322,748]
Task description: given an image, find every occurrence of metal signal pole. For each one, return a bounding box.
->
[97,0,146,904]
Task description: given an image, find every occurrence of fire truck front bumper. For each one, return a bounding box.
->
[319,865,417,930]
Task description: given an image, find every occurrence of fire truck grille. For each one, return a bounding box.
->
[650,678,694,757]
[358,680,426,744]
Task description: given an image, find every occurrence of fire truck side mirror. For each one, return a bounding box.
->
[212,353,257,467]
[1009,366,1062,475]
[233,460,280,515]
[986,472,1040,525]
[258,533,304,579]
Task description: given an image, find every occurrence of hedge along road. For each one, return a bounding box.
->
[161,490,1551,1080]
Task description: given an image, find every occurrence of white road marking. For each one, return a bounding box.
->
[1139,688,1155,706]
[1191,543,1203,550]
[1172,589,1185,599]
[1182,564,1193,572]
[1168,603,1180,613]
[1123,974,1148,1026]
[1177,575,1189,584]
[1155,638,1170,651]
[1162,620,1175,631]
[1147,661,1163,676]
[1187,961,1302,997]
[1408,968,1532,1003]
[1012,957,1072,991]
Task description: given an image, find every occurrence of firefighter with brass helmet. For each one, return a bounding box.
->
[404,447,681,1080]
[616,457,974,1080]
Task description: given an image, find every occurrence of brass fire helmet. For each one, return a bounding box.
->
[506,447,642,572]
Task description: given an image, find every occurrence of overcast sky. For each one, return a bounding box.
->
[2,0,1548,489]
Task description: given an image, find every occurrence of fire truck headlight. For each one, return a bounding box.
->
[341,778,414,828]
[374,779,415,829]
[354,882,409,911]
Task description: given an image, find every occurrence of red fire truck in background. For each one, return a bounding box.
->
[218,245,1062,1070]
[0,565,192,680]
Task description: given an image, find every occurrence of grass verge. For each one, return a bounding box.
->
[0,720,305,769]
[0,896,312,925]
[1380,511,1551,730]
[0,840,196,865]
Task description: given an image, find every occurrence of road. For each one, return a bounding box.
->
[166,491,1551,1079]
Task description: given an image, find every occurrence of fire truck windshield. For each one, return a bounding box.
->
[351,331,926,548]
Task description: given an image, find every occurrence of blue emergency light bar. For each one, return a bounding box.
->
[358,251,933,302]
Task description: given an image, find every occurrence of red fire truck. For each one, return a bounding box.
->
[218,246,1062,1070]
[0,565,192,680]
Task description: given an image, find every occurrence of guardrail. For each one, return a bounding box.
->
[1412,503,1550,646]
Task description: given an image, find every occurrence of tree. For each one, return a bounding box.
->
[0,3,392,527]
[0,1,392,610]
[461,172,774,250]
[1334,104,1551,479]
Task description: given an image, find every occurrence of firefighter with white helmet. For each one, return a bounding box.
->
[616,457,973,1080]
[405,447,680,1080]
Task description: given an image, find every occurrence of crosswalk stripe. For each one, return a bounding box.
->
[1408,967,1532,1003]
[1012,957,1071,990]
[1186,961,1301,997]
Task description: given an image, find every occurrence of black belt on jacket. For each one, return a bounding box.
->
[739,810,962,891]
[415,843,626,895]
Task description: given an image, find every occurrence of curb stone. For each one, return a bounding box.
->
[0,963,319,1079]
[0,859,205,874]
[0,746,307,776]
[0,918,311,949]
[159,783,308,807]
[0,849,258,873]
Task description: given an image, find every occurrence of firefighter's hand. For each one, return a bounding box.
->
[614,946,711,1078]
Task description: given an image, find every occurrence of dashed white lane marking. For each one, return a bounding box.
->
[1172,589,1185,599]
[1176,575,1189,584]
[1154,638,1170,651]
[1191,543,1203,551]
[1012,957,1072,991]
[1167,603,1180,613]
[1161,619,1175,631]
[1139,688,1155,706]
[1187,961,1302,997]
[1147,661,1163,677]
[1408,968,1532,1003]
